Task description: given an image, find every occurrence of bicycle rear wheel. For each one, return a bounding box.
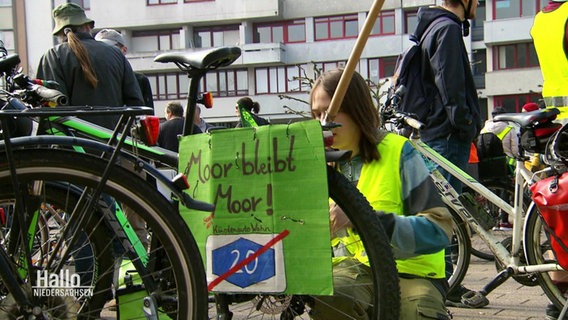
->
[209,166,400,319]
[464,179,518,261]
[446,208,471,292]
[0,148,207,319]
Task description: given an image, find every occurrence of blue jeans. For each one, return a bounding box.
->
[423,134,470,194]
[423,133,471,287]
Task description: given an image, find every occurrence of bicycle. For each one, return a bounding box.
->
[0,50,213,318]
[0,45,400,319]
[151,46,400,319]
[381,88,568,311]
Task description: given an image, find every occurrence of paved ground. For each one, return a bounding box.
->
[101,255,555,319]
[447,256,552,319]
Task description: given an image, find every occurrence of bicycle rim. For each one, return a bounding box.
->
[0,148,207,319]
[465,180,518,261]
[525,204,566,310]
[446,208,471,292]
[209,166,400,319]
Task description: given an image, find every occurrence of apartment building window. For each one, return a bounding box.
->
[314,61,349,74]
[366,57,397,86]
[494,93,542,112]
[203,69,248,97]
[149,72,189,101]
[194,25,239,48]
[314,14,358,41]
[493,0,541,19]
[132,29,181,51]
[0,0,11,6]
[148,0,177,5]
[69,0,90,9]
[472,49,486,88]
[493,42,539,70]
[0,31,14,51]
[255,64,310,94]
[404,9,419,34]
[471,1,485,41]
[254,19,306,43]
[370,10,395,36]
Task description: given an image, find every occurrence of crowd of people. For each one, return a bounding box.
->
[30,0,568,318]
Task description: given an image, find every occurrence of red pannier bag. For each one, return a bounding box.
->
[531,173,568,269]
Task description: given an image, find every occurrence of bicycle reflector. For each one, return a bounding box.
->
[323,130,334,147]
[198,92,214,109]
[138,116,160,146]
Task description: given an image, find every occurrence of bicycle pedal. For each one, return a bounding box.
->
[460,291,489,308]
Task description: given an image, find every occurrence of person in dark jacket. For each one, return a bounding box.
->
[36,3,143,130]
[235,97,269,127]
[413,0,482,193]
[158,101,201,152]
[412,0,485,310]
[95,28,154,113]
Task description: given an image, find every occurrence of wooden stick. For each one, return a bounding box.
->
[323,0,386,123]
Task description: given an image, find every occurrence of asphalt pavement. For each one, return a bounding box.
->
[447,256,552,319]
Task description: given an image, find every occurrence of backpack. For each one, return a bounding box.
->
[388,17,451,121]
[475,132,507,178]
[476,132,505,160]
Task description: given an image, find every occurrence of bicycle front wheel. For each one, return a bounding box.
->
[0,148,207,319]
[209,166,400,319]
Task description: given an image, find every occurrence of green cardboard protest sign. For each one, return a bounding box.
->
[178,120,332,295]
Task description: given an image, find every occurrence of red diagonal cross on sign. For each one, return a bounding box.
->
[208,229,290,291]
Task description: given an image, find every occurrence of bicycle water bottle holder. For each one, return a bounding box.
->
[458,192,495,230]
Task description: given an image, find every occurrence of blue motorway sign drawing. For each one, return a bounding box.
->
[212,237,276,288]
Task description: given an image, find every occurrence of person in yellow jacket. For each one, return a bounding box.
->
[531,2,568,318]
[530,0,568,119]
[309,68,453,319]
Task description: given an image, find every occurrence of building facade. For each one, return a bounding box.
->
[3,0,545,125]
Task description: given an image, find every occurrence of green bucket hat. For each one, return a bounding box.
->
[52,3,95,35]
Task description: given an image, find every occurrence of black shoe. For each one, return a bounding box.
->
[445,285,489,309]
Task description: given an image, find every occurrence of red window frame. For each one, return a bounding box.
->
[494,93,542,113]
[314,14,358,41]
[492,0,542,19]
[253,19,306,43]
[370,10,395,36]
[493,43,539,70]
[147,0,177,5]
[254,64,310,95]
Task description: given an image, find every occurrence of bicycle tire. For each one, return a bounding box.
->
[0,148,208,319]
[446,207,471,292]
[209,166,400,319]
[524,203,566,311]
[465,179,530,262]
[465,179,516,261]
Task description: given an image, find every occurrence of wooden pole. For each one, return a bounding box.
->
[323,0,386,124]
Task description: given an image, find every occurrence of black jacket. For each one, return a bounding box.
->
[157,117,201,152]
[36,32,143,129]
[413,7,482,143]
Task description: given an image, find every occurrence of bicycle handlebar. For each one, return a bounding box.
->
[394,112,424,130]
[30,84,68,106]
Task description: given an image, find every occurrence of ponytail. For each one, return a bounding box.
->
[251,101,260,114]
[64,27,98,88]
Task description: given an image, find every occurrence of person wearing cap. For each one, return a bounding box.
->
[36,3,143,129]
[530,0,568,120]
[95,29,154,113]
